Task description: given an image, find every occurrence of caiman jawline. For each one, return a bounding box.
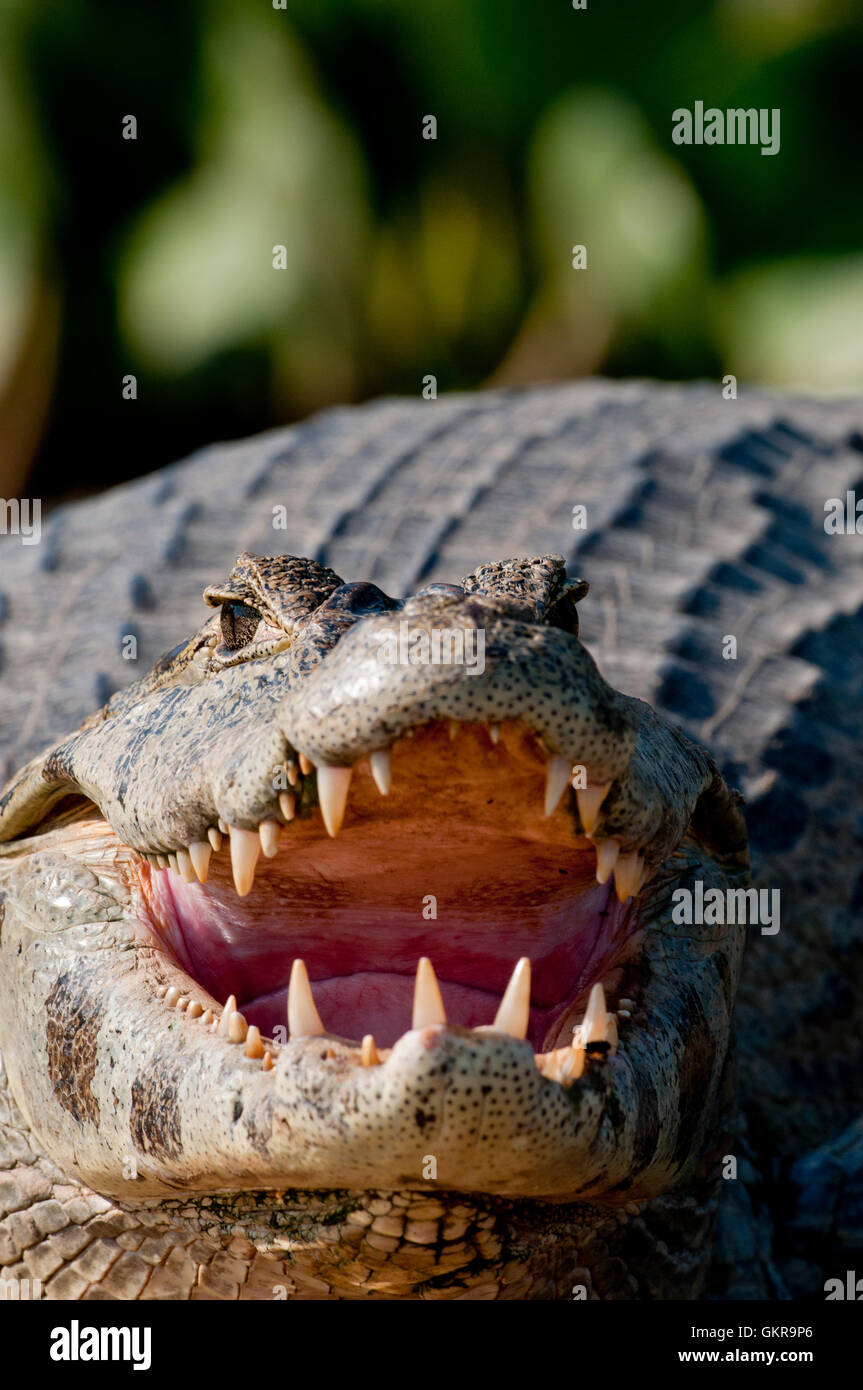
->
[137,718,644,1083]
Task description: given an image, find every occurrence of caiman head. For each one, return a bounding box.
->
[0,554,748,1213]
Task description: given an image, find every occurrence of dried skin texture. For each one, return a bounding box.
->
[0,382,861,1300]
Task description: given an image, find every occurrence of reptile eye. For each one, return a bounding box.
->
[221,602,262,651]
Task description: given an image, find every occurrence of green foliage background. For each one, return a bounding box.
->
[1,0,862,497]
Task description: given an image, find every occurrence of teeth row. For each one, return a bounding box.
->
[142,745,647,904]
[155,984,277,1068]
[155,961,622,1090]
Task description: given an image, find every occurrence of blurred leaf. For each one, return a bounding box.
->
[715,254,863,389]
[716,0,856,56]
[516,87,711,376]
[0,5,49,387]
[119,1,370,374]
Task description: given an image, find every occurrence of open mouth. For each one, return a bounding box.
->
[0,554,750,1204]
[139,720,643,1076]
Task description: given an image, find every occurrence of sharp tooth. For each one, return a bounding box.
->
[582,982,608,1045]
[369,750,391,796]
[544,755,571,816]
[493,957,531,1039]
[207,827,223,852]
[218,996,238,1037]
[575,781,611,835]
[285,760,299,787]
[189,841,212,883]
[167,853,179,874]
[594,838,620,885]
[317,765,352,838]
[262,1051,274,1071]
[299,754,314,776]
[259,820,281,858]
[156,855,168,870]
[613,850,644,903]
[177,996,189,1011]
[227,1011,248,1044]
[164,986,180,1007]
[279,791,296,821]
[287,959,325,1038]
[245,1025,265,1058]
[606,1015,618,1054]
[361,1034,380,1066]
[230,827,260,896]
[218,818,229,835]
[536,1044,584,1084]
[412,957,447,1029]
[489,724,500,744]
[187,1001,203,1019]
[201,1009,214,1026]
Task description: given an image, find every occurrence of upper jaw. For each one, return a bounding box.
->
[1,598,715,872]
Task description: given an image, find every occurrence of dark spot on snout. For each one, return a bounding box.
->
[45,971,103,1126]
[130,1073,183,1161]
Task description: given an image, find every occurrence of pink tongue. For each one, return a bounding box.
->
[245,973,550,1049]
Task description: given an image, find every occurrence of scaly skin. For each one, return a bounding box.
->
[0,382,861,1299]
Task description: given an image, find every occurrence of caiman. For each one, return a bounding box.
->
[0,381,861,1301]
